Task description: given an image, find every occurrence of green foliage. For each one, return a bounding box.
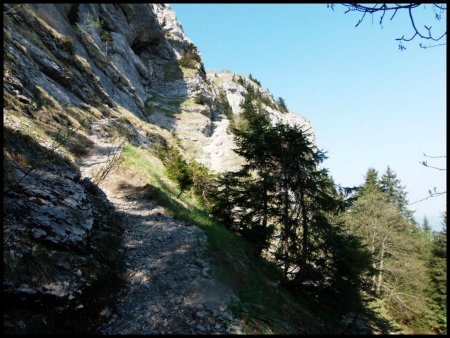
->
[144,99,155,116]
[379,166,415,223]
[179,42,202,69]
[189,160,214,205]
[194,92,206,105]
[237,76,245,87]
[118,141,362,334]
[75,12,102,32]
[210,172,241,230]
[235,75,278,112]
[258,93,278,111]
[425,215,447,334]
[160,147,193,195]
[211,117,372,317]
[361,168,382,194]
[421,216,431,231]
[359,166,417,228]
[152,142,213,202]
[345,182,435,333]
[199,62,207,81]
[100,29,113,45]
[248,73,261,86]
[61,36,76,54]
[237,90,270,132]
[216,89,233,120]
[277,97,288,113]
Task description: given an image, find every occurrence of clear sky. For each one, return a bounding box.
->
[171,3,447,231]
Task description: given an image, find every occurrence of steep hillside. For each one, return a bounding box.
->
[4,3,313,173]
[3,3,347,335]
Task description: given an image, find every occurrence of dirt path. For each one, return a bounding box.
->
[78,119,242,334]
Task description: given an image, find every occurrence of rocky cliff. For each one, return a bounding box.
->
[4,3,313,173]
[3,3,314,333]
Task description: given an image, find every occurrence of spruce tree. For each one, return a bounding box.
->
[235,120,371,314]
[232,118,276,255]
[361,168,381,194]
[210,171,241,231]
[345,183,432,331]
[379,166,415,222]
[277,97,288,113]
[426,213,447,334]
[422,216,432,232]
[213,92,373,317]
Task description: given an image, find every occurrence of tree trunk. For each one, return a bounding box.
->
[376,235,387,294]
[281,148,291,282]
[300,186,308,272]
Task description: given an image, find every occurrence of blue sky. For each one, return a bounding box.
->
[171,4,447,231]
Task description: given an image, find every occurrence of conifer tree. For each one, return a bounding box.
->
[234,120,371,312]
[277,97,288,113]
[213,91,372,317]
[345,181,432,331]
[426,213,447,334]
[361,168,381,194]
[380,166,415,222]
[210,171,241,230]
[231,117,276,254]
[422,216,432,232]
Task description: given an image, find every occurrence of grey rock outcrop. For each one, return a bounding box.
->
[3,154,122,334]
[4,3,314,174]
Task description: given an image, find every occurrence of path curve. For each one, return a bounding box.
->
[78,119,242,334]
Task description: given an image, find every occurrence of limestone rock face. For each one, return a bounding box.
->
[207,71,315,142]
[201,71,315,172]
[4,3,314,174]
[151,3,194,57]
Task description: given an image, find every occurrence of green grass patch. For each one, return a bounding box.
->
[120,143,179,196]
[116,142,348,334]
[180,66,198,78]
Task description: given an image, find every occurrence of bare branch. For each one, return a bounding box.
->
[92,143,124,185]
[420,160,446,171]
[390,8,399,21]
[339,3,446,48]
[420,42,447,48]
[423,153,446,159]
[408,191,446,205]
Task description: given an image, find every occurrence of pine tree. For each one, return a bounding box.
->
[361,168,381,194]
[277,97,288,113]
[216,89,233,120]
[345,184,432,331]
[213,93,373,317]
[426,213,447,334]
[237,89,269,132]
[210,171,241,230]
[234,120,371,314]
[231,119,276,255]
[379,166,415,222]
[422,216,432,232]
[248,73,261,86]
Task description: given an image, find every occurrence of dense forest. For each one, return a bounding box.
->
[191,86,447,334]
